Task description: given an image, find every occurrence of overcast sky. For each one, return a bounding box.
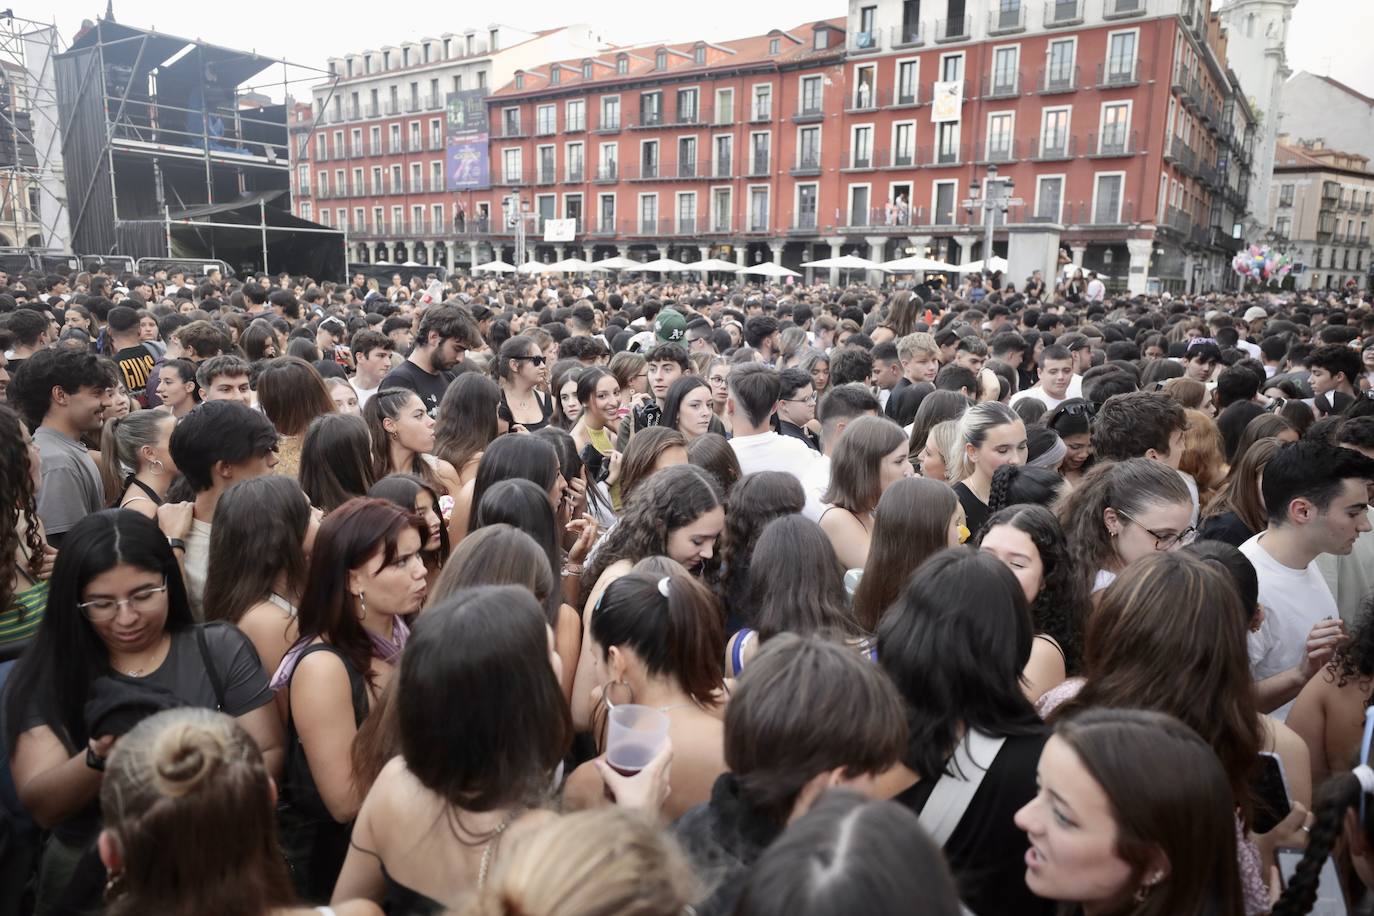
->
[30,0,1374,97]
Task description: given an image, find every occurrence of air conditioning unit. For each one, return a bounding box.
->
[856,31,875,48]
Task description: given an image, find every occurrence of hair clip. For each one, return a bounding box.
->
[657,576,671,598]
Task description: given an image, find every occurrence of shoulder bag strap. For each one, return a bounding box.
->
[918,729,1008,848]
[194,624,227,712]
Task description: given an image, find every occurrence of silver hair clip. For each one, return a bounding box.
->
[657,577,671,598]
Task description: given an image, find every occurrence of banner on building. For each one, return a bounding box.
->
[931,80,964,123]
[446,89,490,190]
[543,218,577,242]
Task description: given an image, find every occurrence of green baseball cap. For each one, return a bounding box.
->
[654,308,687,343]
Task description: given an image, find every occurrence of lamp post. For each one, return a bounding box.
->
[962,163,1021,272]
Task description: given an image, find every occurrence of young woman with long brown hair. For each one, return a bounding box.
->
[363,388,462,500]
[819,415,913,570]
[256,357,337,479]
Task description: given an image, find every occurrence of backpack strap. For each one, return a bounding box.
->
[918,729,1007,847]
[195,624,227,712]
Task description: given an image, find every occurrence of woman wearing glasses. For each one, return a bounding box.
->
[3,509,280,913]
[495,337,553,434]
[1057,457,1196,594]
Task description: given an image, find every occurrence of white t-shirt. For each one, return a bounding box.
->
[729,431,820,482]
[183,517,213,622]
[1241,532,1339,721]
[801,453,832,522]
[353,382,380,406]
[1011,386,1069,410]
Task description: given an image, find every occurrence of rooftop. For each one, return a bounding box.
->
[1275,137,1372,175]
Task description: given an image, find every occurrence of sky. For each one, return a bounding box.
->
[27,0,1374,98]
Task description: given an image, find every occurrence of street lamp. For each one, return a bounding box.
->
[963,163,1020,273]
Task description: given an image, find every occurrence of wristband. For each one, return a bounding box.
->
[167,538,186,552]
[86,747,107,771]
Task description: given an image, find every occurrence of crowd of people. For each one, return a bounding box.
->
[2,260,1374,915]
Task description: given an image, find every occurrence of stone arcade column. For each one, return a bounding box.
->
[864,235,887,287]
[825,236,844,286]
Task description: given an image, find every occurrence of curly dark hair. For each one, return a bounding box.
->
[583,464,723,588]
[0,405,44,612]
[1328,595,1374,691]
[719,471,805,619]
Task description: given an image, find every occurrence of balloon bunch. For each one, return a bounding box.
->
[1232,244,1292,285]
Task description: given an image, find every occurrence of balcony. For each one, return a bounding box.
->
[1163,205,1193,235]
[315,148,330,163]
[844,205,928,230]
[594,163,618,182]
[922,142,967,167]
[1065,200,1137,227]
[297,182,311,197]
[364,104,380,118]
[1103,0,1146,18]
[408,139,424,153]
[495,123,526,139]
[1164,136,1197,175]
[747,154,769,177]
[982,71,1022,100]
[1088,129,1138,157]
[1097,59,1141,88]
[422,95,441,111]
[677,159,700,179]
[428,137,445,152]
[344,105,360,121]
[1045,0,1085,27]
[1030,134,1078,161]
[850,29,882,54]
[535,121,557,137]
[891,22,924,48]
[408,179,425,194]
[385,101,401,116]
[497,170,530,187]
[348,144,364,159]
[675,218,698,236]
[714,157,735,179]
[792,103,825,124]
[536,167,557,185]
[633,112,665,129]
[566,116,586,133]
[1037,66,1079,94]
[988,4,1027,34]
[846,84,881,112]
[404,99,422,114]
[791,153,821,176]
[842,148,877,171]
[632,161,660,180]
[934,15,971,42]
[595,115,621,133]
[894,83,921,107]
[565,166,585,183]
[749,106,772,123]
[791,212,819,233]
[707,218,732,234]
[317,186,335,200]
[591,219,618,236]
[674,108,704,126]
[981,138,1020,164]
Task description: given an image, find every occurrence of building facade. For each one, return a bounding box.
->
[289,23,606,266]
[1268,138,1373,292]
[1215,0,1295,230]
[1278,72,1374,164]
[453,0,1254,293]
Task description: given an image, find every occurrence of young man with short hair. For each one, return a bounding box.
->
[1316,417,1374,623]
[10,348,111,546]
[107,305,156,405]
[1244,440,1374,718]
[170,401,280,618]
[953,335,988,373]
[380,304,479,415]
[616,342,689,451]
[3,308,53,374]
[1181,339,1222,382]
[196,355,253,407]
[869,341,902,411]
[934,364,978,399]
[1307,344,1360,399]
[349,328,394,406]
[802,383,880,521]
[989,331,1026,370]
[727,363,819,480]
[1012,345,1075,409]
[775,368,819,451]
[744,316,781,365]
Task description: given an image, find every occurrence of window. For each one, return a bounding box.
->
[797,184,818,229]
[715,88,734,124]
[320,210,330,227]
[354,207,365,230]
[537,104,557,135]
[715,135,734,176]
[1275,216,1291,238]
[567,143,585,181]
[694,45,706,65]
[752,84,772,120]
[814,28,829,50]
[933,180,957,225]
[1036,175,1064,221]
[567,100,586,131]
[476,72,486,89]
[409,122,421,151]
[489,28,499,51]
[655,49,667,70]
[351,128,362,156]
[390,164,402,189]
[502,109,520,137]
[769,38,780,55]
[538,146,556,183]
[1106,31,1137,82]
[992,47,1018,94]
[1278,184,1295,207]
[371,166,383,194]
[352,167,363,193]
[712,188,732,231]
[599,143,617,179]
[429,119,441,147]
[642,140,659,178]
[582,60,593,79]
[800,76,823,113]
[617,55,628,75]
[896,60,918,104]
[515,73,524,90]
[551,67,561,86]
[1093,173,1124,223]
[854,65,876,108]
[798,126,821,168]
[317,171,328,195]
[749,187,770,230]
[749,132,769,174]
[677,88,699,123]
[893,122,915,166]
[941,53,964,83]
[598,194,616,232]
[640,91,662,126]
[640,193,659,232]
[300,202,312,221]
[503,148,522,183]
[409,162,422,192]
[936,122,959,164]
[429,161,442,190]
[1041,108,1071,156]
[411,204,424,230]
[851,126,873,167]
[679,137,697,176]
[1047,39,1075,89]
[601,96,620,130]
[678,192,697,232]
[860,6,877,38]
[987,112,1013,160]
[1100,102,1130,153]
[373,206,383,229]
[849,185,871,226]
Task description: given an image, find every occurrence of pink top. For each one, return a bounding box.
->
[1035,678,1269,915]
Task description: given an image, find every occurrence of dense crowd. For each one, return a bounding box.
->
[2,261,1374,916]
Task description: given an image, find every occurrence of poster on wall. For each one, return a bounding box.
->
[931,80,964,123]
[446,89,490,190]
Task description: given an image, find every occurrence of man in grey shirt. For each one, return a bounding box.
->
[9,346,110,546]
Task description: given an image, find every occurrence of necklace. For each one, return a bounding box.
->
[477,810,519,889]
[116,634,168,677]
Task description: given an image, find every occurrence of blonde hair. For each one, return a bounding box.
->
[461,808,697,916]
[896,331,939,362]
[1177,408,1228,503]
[950,401,1021,482]
[100,708,293,916]
[925,419,963,483]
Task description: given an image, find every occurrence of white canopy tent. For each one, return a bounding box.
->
[590,255,643,270]
[690,258,742,273]
[739,262,801,278]
[516,260,558,274]
[881,255,960,273]
[547,257,597,272]
[638,257,692,273]
[954,256,1010,273]
[473,260,517,273]
[800,254,888,271]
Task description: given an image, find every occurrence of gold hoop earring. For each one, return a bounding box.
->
[150,458,165,476]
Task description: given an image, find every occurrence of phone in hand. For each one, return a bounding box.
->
[1254,751,1292,834]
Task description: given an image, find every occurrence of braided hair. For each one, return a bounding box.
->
[986,463,1067,518]
[1270,769,1364,916]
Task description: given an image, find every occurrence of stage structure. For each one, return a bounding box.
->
[0,13,63,251]
[55,19,345,276]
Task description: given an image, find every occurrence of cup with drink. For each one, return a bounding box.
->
[601,704,669,802]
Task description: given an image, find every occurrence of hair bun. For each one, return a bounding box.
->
[151,721,226,798]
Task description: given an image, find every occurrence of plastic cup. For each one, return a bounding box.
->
[605,704,669,777]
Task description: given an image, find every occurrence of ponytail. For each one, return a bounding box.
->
[662,573,726,707]
[986,463,1016,515]
[1270,770,1363,916]
[100,416,126,507]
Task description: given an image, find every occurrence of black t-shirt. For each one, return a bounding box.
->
[380,359,453,416]
[894,730,1055,916]
[1197,510,1255,548]
[953,482,991,539]
[115,345,157,402]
